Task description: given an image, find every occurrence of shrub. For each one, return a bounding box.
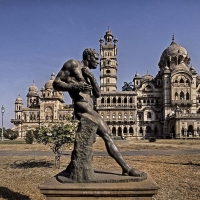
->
[26,130,34,144]
[36,119,78,168]
[3,128,19,140]
[149,137,157,142]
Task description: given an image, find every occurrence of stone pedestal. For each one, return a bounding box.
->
[39,170,159,200]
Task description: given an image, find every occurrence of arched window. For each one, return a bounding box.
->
[146,126,151,133]
[151,99,154,103]
[129,97,133,103]
[180,91,184,100]
[113,97,116,103]
[154,126,158,134]
[147,112,151,119]
[123,127,127,135]
[112,127,116,136]
[129,127,134,135]
[124,98,127,104]
[106,70,110,74]
[186,92,189,100]
[101,98,104,104]
[175,80,178,83]
[118,127,122,136]
[45,107,53,122]
[186,79,189,84]
[143,99,146,103]
[180,78,184,83]
[118,97,121,103]
[175,92,178,100]
[140,127,143,134]
[107,98,110,104]
[147,99,150,104]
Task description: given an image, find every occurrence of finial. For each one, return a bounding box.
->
[147,70,148,75]
[172,33,174,41]
[33,80,34,83]
[108,26,110,30]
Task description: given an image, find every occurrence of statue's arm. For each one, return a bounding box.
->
[82,68,101,98]
[53,60,92,92]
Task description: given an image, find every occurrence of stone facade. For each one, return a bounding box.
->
[11,73,73,138]
[96,29,200,139]
[11,29,200,139]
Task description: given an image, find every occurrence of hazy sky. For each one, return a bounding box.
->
[1,0,200,128]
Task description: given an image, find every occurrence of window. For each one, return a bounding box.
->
[101,98,104,103]
[180,78,184,83]
[118,98,121,103]
[180,91,184,100]
[186,92,189,100]
[106,70,111,74]
[124,98,127,104]
[147,112,151,119]
[113,97,116,103]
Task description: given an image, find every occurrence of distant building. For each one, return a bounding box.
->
[11,73,73,138]
[11,29,200,139]
[96,29,200,139]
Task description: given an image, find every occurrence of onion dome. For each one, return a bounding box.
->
[44,73,55,90]
[158,34,190,69]
[27,82,38,97]
[113,37,118,44]
[15,95,23,103]
[134,72,140,78]
[99,37,104,44]
[104,27,113,43]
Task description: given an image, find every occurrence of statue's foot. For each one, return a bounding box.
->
[122,168,146,177]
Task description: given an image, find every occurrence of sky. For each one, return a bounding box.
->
[1,0,200,128]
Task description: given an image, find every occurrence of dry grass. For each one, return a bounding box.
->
[0,139,200,200]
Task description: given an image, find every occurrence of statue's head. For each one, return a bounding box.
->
[82,48,99,69]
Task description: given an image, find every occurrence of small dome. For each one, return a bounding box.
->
[134,72,140,78]
[141,74,154,82]
[99,37,104,44]
[173,63,189,72]
[44,73,55,90]
[27,82,38,96]
[15,95,23,103]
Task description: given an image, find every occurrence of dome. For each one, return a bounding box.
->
[158,35,190,69]
[44,73,55,90]
[160,40,188,61]
[27,82,38,96]
[173,63,189,72]
[134,72,140,78]
[15,95,23,103]
[141,74,154,82]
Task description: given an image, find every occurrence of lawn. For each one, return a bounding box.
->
[0,139,200,200]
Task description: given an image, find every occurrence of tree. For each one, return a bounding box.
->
[36,118,78,168]
[3,128,19,140]
[122,82,134,91]
[26,130,34,144]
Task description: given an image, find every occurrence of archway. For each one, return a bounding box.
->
[118,127,122,136]
[112,127,116,136]
[129,127,134,135]
[123,127,127,135]
[187,125,194,137]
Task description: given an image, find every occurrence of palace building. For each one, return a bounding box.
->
[11,73,73,138]
[96,29,200,139]
[11,29,200,139]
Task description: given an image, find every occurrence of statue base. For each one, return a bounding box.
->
[39,170,159,200]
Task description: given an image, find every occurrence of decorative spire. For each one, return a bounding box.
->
[172,33,174,42]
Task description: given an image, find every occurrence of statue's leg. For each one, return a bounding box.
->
[96,115,145,177]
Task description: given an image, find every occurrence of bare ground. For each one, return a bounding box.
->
[0,139,200,200]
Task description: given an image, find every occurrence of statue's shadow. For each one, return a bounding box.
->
[0,187,31,200]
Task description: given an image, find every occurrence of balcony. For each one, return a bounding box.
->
[171,100,193,106]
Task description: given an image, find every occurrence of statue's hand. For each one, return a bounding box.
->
[71,82,92,91]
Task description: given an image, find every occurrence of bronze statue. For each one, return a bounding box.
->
[53,48,145,177]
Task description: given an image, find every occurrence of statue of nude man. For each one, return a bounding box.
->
[53,48,145,177]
